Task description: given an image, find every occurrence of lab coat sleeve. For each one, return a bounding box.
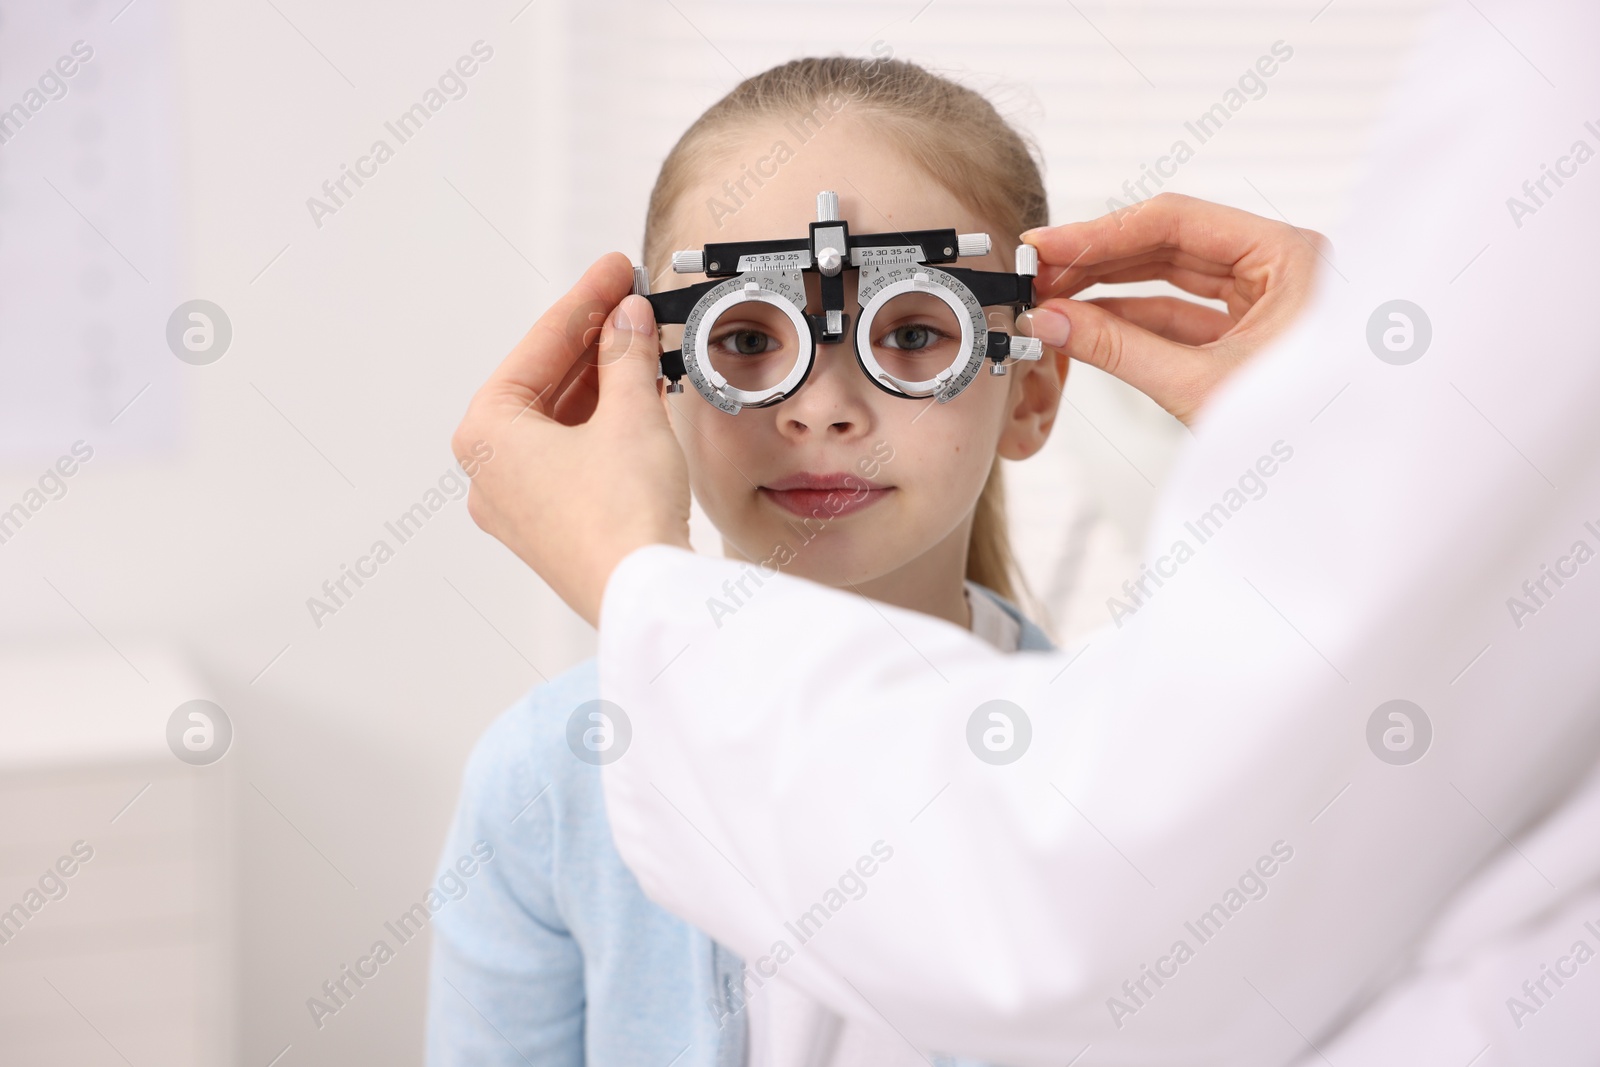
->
[600,3,1600,1064]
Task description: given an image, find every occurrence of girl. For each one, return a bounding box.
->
[427,55,1068,1067]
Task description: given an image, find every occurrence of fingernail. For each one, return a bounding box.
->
[1019,227,1046,243]
[612,300,633,335]
[1019,307,1070,348]
[617,295,653,335]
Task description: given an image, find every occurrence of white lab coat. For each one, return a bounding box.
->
[598,1,1600,1063]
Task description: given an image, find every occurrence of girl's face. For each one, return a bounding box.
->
[652,113,1066,609]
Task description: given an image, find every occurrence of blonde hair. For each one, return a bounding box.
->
[642,55,1048,615]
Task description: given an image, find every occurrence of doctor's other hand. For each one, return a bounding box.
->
[1015,192,1327,426]
[452,251,691,628]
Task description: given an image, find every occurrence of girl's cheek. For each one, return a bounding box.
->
[697,423,758,490]
[670,414,724,493]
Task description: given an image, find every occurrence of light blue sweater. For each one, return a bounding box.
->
[426,583,1055,1066]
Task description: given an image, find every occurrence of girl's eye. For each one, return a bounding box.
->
[890,325,930,350]
[877,322,951,351]
[712,329,776,357]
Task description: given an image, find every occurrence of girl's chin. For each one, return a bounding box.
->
[722,523,894,585]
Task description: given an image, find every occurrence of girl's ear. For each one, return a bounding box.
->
[996,347,1069,461]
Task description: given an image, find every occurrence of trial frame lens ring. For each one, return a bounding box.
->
[854,266,984,401]
[684,274,812,413]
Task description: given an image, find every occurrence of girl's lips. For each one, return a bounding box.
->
[758,485,893,519]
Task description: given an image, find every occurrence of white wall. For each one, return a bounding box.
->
[0,0,1433,1062]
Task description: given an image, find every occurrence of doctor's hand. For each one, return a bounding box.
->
[451,251,691,628]
[1015,192,1327,426]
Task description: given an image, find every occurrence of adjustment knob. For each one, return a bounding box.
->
[631,265,651,296]
[816,246,843,274]
[956,232,991,258]
[1014,244,1039,277]
[817,190,840,222]
[672,249,706,274]
[1010,336,1044,361]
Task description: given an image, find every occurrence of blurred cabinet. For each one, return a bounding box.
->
[0,645,234,1066]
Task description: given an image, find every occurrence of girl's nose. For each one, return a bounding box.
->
[777,339,874,439]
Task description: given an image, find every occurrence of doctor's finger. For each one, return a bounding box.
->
[549,357,599,425]
[1043,263,1244,308]
[1023,192,1288,279]
[1081,295,1237,346]
[1031,297,1226,425]
[1033,246,1238,301]
[481,251,636,416]
[594,294,665,415]
[1022,191,1286,266]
